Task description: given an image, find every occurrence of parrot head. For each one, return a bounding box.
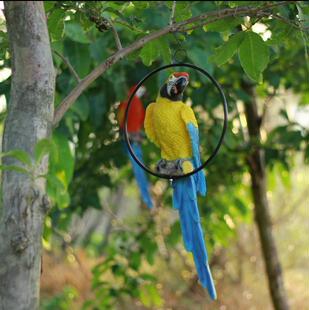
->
[160,72,189,101]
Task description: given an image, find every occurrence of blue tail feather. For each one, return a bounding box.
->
[173,176,216,300]
[128,142,153,209]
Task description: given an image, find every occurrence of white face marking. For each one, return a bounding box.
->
[166,75,177,96]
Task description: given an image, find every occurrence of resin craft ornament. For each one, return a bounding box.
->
[118,85,153,209]
[124,63,228,300]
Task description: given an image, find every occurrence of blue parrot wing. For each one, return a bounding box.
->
[187,122,207,196]
[127,142,153,209]
[173,177,217,300]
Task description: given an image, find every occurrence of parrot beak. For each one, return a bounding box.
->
[167,73,189,97]
[174,76,189,94]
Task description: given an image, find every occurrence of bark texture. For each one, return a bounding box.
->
[0,2,55,309]
[243,82,290,310]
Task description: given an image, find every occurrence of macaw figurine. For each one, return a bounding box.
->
[118,85,153,209]
[144,72,216,299]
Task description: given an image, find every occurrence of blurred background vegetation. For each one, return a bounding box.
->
[0,1,308,309]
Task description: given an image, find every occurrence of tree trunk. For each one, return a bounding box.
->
[242,82,290,310]
[0,2,54,310]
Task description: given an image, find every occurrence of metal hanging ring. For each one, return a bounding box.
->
[124,63,228,180]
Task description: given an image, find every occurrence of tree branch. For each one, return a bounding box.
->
[52,49,81,83]
[53,1,294,126]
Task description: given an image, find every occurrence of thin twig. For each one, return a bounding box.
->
[108,19,123,51]
[52,49,81,83]
[169,0,177,26]
[271,13,308,31]
[113,19,145,33]
[173,1,292,32]
[53,1,294,125]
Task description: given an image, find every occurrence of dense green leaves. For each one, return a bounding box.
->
[63,40,91,77]
[71,95,90,121]
[210,32,244,66]
[238,31,270,82]
[140,38,171,66]
[173,2,192,22]
[64,22,91,44]
[139,284,163,308]
[210,30,271,81]
[35,138,58,164]
[1,1,307,308]
[46,133,75,209]
[47,9,65,42]
[140,41,158,66]
[204,17,243,32]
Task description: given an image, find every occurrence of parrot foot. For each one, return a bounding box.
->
[156,158,192,176]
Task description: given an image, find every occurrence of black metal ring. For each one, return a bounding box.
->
[124,63,228,180]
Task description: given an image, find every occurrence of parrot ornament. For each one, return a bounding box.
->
[144,72,216,299]
[118,85,153,209]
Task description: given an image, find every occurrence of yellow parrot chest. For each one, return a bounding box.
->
[151,100,192,160]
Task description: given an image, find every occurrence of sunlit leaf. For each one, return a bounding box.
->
[238,31,270,82]
[139,284,163,308]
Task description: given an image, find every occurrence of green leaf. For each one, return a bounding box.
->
[228,1,261,7]
[140,273,156,282]
[165,221,181,246]
[139,37,171,66]
[71,95,90,121]
[157,37,171,64]
[234,198,248,216]
[1,150,32,166]
[174,2,192,22]
[133,2,149,10]
[47,9,65,42]
[279,109,289,121]
[238,31,270,82]
[44,1,55,12]
[187,47,214,73]
[50,133,74,188]
[64,22,90,44]
[140,41,160,66]
[35,138,58,164]
[210,32,244,66]
[129,252,141,271]
[300,90,309,106]
[64,40,91,78]
[46,174,70,208]
[0,165,30,175]
[204,17,243,32]
[139,284,163,308]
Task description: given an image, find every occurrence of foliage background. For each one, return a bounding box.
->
[0,1,308,309]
